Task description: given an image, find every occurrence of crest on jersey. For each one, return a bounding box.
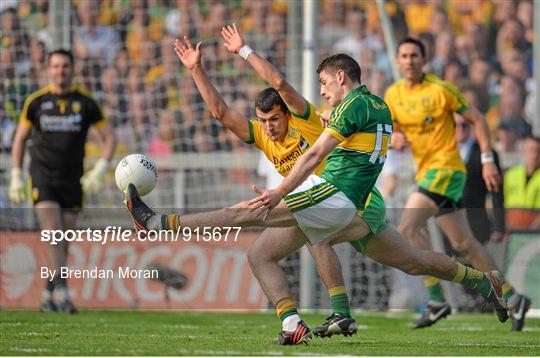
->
[56,100,68,114]
[425,115,433,124]
[41,101,54,110]
[299,138,308,150]
[72,101,81,113]
[289,128,299,139]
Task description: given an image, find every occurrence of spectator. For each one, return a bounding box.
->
[428,8,449,37]
[468,57,493,96]
[27,38,47,88]
[403,0,436,36]
[495,122,519,157]
[504,136,540,228]
[516,0,534,46]
[455,113,505,243]
[496,19,529,60]
[74,1,119,66]
[431,31,455,77]
[333,9,376,63]
[443,61,464,83]
[1,7,31,75]
[486,75,529,137]
[148,109,177,156]
[462,20,488,59]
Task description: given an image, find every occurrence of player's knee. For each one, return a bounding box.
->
[247,246,262,269]
[398,222,416,240]
[451,237,474,255]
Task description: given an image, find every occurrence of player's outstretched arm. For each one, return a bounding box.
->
[221,23,307,116]
[461,106,500,192]
[174,35,249,142]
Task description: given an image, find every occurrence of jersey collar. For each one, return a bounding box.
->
[343,85,369,102]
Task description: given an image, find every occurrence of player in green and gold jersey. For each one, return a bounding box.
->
[126,32,512,344]
[385,37,529,331]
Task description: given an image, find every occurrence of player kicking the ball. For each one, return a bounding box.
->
[126,32,510,344]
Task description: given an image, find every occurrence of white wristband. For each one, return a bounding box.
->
[239,45,253,60]
[481,152,495,164]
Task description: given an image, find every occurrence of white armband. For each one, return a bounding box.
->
[239,45,254,60]
[481,152,495,164]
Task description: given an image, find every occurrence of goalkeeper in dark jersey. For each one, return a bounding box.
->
[10,49,116,313]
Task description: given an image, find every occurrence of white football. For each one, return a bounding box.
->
[115,154,157,196]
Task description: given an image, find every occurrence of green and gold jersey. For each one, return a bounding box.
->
[322,85,393,209]
[246,102,326,176]
[384,73,468,182]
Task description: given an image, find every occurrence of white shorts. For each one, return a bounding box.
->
[284,175,356,244]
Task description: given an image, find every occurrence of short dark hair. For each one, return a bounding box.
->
[397,37,426,58]
[48,48,74,65]
[255,87,289,114]
[316,53,361,83]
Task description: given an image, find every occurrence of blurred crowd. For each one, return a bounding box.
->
[0,0,536,162]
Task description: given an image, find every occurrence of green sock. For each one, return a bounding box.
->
[451,263,492,296]
[329,286,351,318]
[424,277,445,303]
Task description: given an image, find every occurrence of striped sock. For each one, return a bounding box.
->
[276,298,299,322]
[424,277,445,303]
[161,214,181,230]
[451,263,491,296]
[329,286,351,318]
[502,282,518,306]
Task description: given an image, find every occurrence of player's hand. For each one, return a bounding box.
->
[221,23,244,54]
[9,168,27,204]
[390,131,410,150]
[247,185,283,220]
[317,110,332,128]
[482,162,500,192]
[174,36,202,71]
[81,158,109,194]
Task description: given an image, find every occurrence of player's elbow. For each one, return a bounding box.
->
[272,75,287,91]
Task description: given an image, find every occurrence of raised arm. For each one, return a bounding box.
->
[174,36,249,141]
[461,106,500,192]
[221,23,308,116]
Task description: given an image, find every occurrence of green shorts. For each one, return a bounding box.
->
[417,168,466,203]
[348,187,388,254]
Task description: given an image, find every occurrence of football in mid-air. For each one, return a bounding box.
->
[115,154,157,196]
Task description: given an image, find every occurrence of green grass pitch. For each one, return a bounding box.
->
[1,310,538,356]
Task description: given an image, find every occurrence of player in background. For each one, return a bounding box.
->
[385,37,529,331]
[10,49,116,313]
[127,41,510,342]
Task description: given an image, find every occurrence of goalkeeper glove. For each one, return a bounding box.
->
[9,168,27,204]
[81,158,109,194]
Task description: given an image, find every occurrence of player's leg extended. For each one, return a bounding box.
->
[436,209,527,329]
[398,192,448,327]
[363,226,509,322]
[125,183,297,233]
[247,227,312,345]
